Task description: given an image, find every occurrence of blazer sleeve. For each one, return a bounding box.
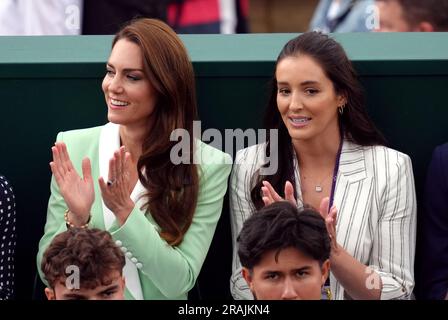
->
[370,152,417,300]
[36,132,71,285]
[108,151,232,298]
[421,144,448,299]
[229,148,257,300]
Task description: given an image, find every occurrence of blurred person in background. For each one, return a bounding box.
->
[0,0,82,35]
[82,0,168,34]
[0,0,248,36]
[310,0,375,33]
[168,0,249,34]
[375,0,448,32]
[83,0,248,34]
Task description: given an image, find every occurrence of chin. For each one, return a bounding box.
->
[288,131,312,142]
[107,114,125,125]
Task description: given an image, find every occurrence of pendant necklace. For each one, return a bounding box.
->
[301,171,332,193]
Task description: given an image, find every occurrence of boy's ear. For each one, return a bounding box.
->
[321,259,331,286]
[242,267,253,289]
[44,287,56,300]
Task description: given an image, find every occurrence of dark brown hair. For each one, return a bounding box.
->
[251,31,386,209]
[380,0,448,31]
[41,228,125,290]
[113,18,199,246]
[238,202,330,269]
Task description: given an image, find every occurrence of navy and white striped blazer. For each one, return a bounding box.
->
[230,140,417,300]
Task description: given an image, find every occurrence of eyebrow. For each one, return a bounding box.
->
[263,266,312,274]
[277,80,320,86]
[62,293,87,299]
[98,284,120,294]
[106,63,144,73]
[294,266,312,272]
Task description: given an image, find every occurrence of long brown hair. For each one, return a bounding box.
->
[251,32,387,209]
[113,18,198,246]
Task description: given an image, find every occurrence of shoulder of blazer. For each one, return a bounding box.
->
[340,141,412,179]
[195,139,232,166]
[57,125,103,162]
[58,126,102,147]
[358,144,413,184]
[365,144,411,163]
[234,143,267,167]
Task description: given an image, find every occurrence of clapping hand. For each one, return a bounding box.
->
[261,180,297,206]
[98,146,135,225]
[50,142,94,226]
[319,197,339,254]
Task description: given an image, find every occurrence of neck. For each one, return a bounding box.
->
[119,124,147,161]
[293,128,341,169]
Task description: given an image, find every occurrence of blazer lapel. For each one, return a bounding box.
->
[98,122,144,300]
[293,140,374,299]
[330,140,374,299]
[99,122,121,229]
[334,140,373,255]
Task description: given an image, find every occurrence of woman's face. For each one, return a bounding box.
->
[276,55,345,143]
[102,39,157,130]
[242,247,329,300]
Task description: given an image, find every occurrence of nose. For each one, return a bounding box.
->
[281,278,299,300]
[289,92,303,111]
[107,74,124,94]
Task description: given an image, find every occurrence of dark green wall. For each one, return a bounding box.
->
[0,33,447,299]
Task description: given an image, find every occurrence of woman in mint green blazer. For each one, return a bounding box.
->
[37,18,232,300]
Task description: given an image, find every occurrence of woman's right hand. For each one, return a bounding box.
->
[50,142,94,225]
[261,180,297,206]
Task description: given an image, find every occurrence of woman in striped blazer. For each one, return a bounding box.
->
[230,32,416,300]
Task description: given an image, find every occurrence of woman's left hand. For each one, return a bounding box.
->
[99,146,135,225]
[319,197,340,255]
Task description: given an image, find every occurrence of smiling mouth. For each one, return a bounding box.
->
[110,98,129,107]
[289,116,312,126]
[290,117,311,123]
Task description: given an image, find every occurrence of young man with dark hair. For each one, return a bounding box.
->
[41,228,125,300]
[237,201,331,300]
[376,0,448,32]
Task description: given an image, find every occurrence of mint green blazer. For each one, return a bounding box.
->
[37,124,232,300]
